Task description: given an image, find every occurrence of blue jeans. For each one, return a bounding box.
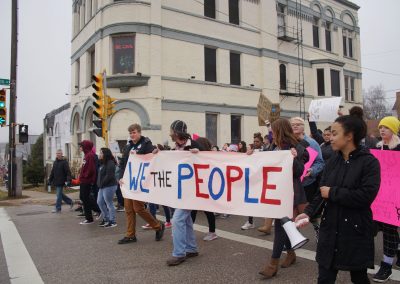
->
[149,203,171,223]
[172,209,197,257]
[55,186,72,211]
[97,185,117,222]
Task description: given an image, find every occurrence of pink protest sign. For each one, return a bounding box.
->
[370,149,400,226]
[300,147,318,182]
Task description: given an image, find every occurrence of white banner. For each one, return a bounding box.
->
[121,151,294,218]
[308,97,342,122]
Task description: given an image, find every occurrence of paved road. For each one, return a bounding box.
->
[0,202,399,284]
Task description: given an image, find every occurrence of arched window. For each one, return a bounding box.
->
[280,64,287,90]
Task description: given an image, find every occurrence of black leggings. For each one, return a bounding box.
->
[318,265,369,284]
[191,210,216,233]
[271,219,292,258]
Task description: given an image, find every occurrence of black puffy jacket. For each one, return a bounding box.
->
[49,158,71,186]
[97,160,117,189]
[304,147,380,271]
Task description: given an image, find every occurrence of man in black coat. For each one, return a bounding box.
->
[48,149,73,213]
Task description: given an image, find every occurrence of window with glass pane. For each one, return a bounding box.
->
[231,115,242,144]
[204,0,216,19]
[205,47,217,82]
[345,75,349,100]
[313,17,319,48]
[325,23,331,52]
[280,64,287,90]
[348,38,353,58]
[330,70,340,97]
[317,69,325,96]
[206,113,218,146]
[113,35,135,74]
[350,77,355,101]
[343,36,347,57]
[229,0,239,25]
[230,52,241,85]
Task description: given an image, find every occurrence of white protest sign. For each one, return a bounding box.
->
[121,151,294,218]
[308,97,342,122]
[109,141,121,153]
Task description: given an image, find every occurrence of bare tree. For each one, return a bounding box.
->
[363,85,390,120]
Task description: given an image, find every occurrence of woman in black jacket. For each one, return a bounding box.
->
[97,148,118,228]
[296,112,381,284]
[258,118,309,279]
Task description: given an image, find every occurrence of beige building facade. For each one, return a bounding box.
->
[70,0,362,155]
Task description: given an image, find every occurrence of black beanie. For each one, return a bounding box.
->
[170,120,187,134]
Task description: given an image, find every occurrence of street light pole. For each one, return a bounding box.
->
[8,0,18,197]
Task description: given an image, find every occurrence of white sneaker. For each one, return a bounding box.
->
[241,221,255,230]
[203,232,218,241]
[79,220,94,225]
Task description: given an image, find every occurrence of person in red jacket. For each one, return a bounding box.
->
[78,140,97,225]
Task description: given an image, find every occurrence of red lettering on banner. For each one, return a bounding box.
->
[226,166,243,201]
[260,167,282,205]
[193,164,210,199]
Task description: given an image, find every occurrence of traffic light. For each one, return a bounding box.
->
[105,95,116,117]
[91,73,104,119]
[0,89,6,127]
[92,119,105,138]
[19,124,29,144]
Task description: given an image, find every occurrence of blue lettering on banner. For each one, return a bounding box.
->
[244,168,258,203]
[177,163,194,199]
[208,167,225,200]
[129,162,143,191]
[140,163,150,193]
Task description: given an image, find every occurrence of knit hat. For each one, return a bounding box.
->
[379,116,400,134]
[170,120,187,134]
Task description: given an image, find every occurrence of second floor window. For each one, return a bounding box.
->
[230,52,241,86]
[317,69,325,96]
[204,0,216,19]
[279,64,287,90]
[325,23,332,52]
[330,70,340,97]
[313,17,319,48]
[229,0,239,25]
[113,35,135,74]
[345,76,355,101]
[343,31,354,58]
[204,47,217,82]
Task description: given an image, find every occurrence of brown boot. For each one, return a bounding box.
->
[259,258,279,279]
[281,250,296,268]
[257,218,273,234]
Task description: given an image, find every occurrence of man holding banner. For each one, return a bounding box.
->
[117,124,165,245]
[165,120,203,266]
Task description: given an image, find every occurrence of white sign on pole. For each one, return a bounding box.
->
[308,97,342,122]
[109,141,120,153]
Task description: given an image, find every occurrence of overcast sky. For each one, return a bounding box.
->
[0,0,399,142]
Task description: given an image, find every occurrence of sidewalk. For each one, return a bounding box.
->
[0,187,80,207]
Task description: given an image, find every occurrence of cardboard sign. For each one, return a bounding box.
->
[121,151,295,218]
[257,93,281,126]
[370,149,400,226]
[308,97,342,122]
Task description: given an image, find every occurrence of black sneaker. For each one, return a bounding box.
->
[118,236,137,244]
[373,261,392,282]
[105,222,117,228]
[76,213,85,217]
[98,220,108,227]
[116,206,125,212]
[155,222,165,241]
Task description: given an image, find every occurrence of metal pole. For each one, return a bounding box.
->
[8,0,18,197]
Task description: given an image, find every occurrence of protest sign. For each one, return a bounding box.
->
[121,151,294,218]
[300,147,318,182]
[257,93,281,126]
[370,149,400,226]
[308,97,341,122]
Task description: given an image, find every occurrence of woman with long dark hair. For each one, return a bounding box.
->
[257,118,309,279]
[296,111,380,283]
[97,147,118,228]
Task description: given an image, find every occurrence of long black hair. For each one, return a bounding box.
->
[100,148,116,164]
[334,108,366,147]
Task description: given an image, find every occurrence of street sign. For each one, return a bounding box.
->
[0,79,10,86]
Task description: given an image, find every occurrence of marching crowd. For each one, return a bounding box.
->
[48,106,400,283]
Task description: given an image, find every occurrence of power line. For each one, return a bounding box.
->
[190,0,400,77]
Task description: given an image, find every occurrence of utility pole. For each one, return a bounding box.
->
[8,0,18,197]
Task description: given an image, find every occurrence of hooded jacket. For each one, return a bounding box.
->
[304,147,380,271]
[49,157,71,186]
[79,140,97,184]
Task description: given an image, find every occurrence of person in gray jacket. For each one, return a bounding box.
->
[96,148,118,228]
